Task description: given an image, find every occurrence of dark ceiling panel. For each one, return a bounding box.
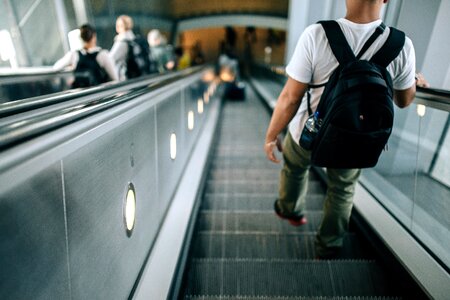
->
[171,0,288,18]
[88,0,288,19]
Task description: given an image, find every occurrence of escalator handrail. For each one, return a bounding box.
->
[415,86,450,111]
[0,66,207,150]
[0,68,73,84]
[0,66,203,117]
[254,63,450,112]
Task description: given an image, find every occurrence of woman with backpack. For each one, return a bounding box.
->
[53,24,118,88]
[110,15,151,80]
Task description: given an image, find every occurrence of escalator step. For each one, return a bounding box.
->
[186,296,401,300]
[208,169,281,181]
[183,259,392,297]
[214,145,273,157]
[204,180,324,194]
[196,211,322,233]
[202,194,325,211]
[211,161,282,171]
[190,232,369,260]
[207,168,318,181]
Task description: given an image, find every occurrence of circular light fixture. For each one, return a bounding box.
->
[197,98,204,114]
[123,183,136,237]
[188,111,194,130]
[170,133,177,160]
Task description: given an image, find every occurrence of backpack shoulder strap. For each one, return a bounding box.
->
[370,27,405,68]
[318,20,356,64]
[356,23,386,59]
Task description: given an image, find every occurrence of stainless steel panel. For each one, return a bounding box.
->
[156,92,186,213]
[184,82,206,152]
[63,108,158,299]
[0,163,69,300]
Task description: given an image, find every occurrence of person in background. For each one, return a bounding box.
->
[110,15,135,80]
[147,29,175,73]
[53,24,118,88]
[243,26,257,76]
[191,41,205,66]
[218,42,240,81]
[174,47,191,70]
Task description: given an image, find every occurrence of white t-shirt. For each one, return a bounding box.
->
[286,18,416,144]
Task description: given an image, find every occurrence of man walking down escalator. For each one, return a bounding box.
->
[264,0,417,259]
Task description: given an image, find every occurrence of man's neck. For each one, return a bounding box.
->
[345,1,382,24]
[345,13,380,23]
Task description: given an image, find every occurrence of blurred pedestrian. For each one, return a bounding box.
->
[53,24,118,88]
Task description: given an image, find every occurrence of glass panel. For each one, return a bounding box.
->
[20,0,64,65]
[63,0,78,30]
[413,106,450,268]
[12,0,36,22]
[0,3,10,29]
[361,105,419,227]
[361,102,450,270]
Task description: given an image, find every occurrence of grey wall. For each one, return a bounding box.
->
[395,0,441,72]
[421,0,450,89]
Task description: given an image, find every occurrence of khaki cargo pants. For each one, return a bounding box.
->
[277,132,361,256]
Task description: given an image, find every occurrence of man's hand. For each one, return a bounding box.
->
[416,72,430,88]
[264,77,308,163]
[264,137,283,163]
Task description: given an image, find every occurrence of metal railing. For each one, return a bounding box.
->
[0,67,201,117]
[0,66,221,300]
[0,67,204,150]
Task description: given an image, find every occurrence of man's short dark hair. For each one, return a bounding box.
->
[79,24,96,43]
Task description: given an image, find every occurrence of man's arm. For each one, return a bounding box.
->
[394,84,415,108]
[264,77,309,163]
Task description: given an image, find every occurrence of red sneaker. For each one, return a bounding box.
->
[274,200,307,227]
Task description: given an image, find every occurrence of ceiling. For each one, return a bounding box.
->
[88,0,288,19]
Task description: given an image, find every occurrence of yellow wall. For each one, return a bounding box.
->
[171,0,288,18]
[182,27,286,66]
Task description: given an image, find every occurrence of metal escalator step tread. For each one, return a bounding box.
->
[214,147,274,156]
[202,194,325,211]
[210,162,282,171]
[190,232,369,260]
[183,259,393,297]
[211,156,281,163]
[196,211,322,232]
[204,180,324,194]
[185,296,401,300]
[207,169,318,181]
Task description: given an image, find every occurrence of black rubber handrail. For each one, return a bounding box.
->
[0,68,72,79]
[255,64,450,111]
[0,66,203,118]
[415,86,450,111]
[0,66,207,150]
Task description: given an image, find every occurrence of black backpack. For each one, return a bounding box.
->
[72,50,108,88]
[299,20,405,168]
[125,36,152,78]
